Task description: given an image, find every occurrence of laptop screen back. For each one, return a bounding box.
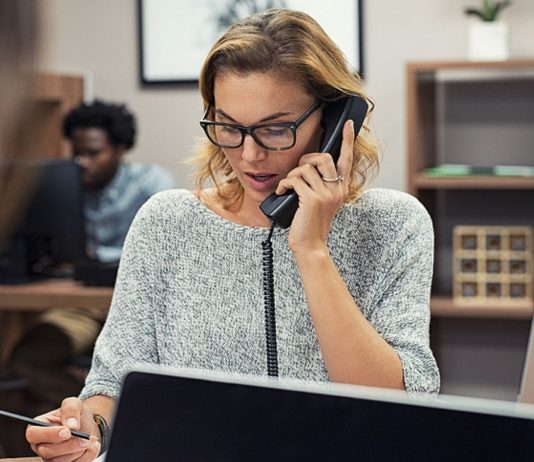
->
[106,369,534,462]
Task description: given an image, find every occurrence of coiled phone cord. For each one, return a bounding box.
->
[261,222,279,377]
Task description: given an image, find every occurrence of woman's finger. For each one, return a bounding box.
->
[298,152,338,181]
[285,163,327,193]
[34,435,95,461]
[60,397,87,431]
[38,446,85,462]
[334,119,355,181]
[72,439,101,462]
[26,424,72,446]
[276,175,314,197]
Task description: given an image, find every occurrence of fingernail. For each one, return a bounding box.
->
[66,418,78,429]
[58,428,70,439]
[349,120,354,131]
[80,439,91,447]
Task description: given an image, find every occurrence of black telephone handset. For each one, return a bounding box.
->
[259,96,369,228]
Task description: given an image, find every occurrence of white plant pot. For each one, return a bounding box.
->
[468,21,510,61]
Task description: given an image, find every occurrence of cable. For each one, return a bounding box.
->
[261,222,278,377]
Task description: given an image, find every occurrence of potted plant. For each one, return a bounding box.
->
[464,0,512,61]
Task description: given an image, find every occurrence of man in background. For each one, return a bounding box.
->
[8,99,175,412]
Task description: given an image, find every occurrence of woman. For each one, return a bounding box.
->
[26,9,439,461]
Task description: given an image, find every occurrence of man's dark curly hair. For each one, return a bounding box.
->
[63,99,137,149]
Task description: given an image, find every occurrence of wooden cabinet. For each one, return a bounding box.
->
[29,73,84,158]
[407,59,534,318]
[406,60,534,399]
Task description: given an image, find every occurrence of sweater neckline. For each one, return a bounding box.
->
[181,189,290,237]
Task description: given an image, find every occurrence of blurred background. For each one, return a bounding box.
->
[2,0,534,457]
[37,0,534,190]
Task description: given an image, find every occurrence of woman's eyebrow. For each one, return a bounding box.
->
[215,108,293,124]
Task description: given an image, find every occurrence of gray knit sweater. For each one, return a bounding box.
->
[80,188,440,399]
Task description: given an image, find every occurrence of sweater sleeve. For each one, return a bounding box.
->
[79,197,161,400]
[366,196,440,396]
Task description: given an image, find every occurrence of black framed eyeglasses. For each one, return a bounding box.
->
[199,100,321,151]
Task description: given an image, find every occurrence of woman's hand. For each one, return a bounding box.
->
[276,119,355,255]
[26,397,101,462]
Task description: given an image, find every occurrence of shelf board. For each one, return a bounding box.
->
[431,296,533,320]
[407,59,534,73]
[413,173,534,190]
[435,67,534,82]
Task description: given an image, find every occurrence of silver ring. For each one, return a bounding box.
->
[321,175,344,183]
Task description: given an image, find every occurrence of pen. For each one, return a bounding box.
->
[0,409,91,440]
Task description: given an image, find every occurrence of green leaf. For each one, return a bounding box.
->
[464,8,485,20]
[464,1,512,21]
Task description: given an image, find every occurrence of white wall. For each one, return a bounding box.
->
[40,0,534,191]
[40,0,202,187]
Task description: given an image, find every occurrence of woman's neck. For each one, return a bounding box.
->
[198,186,272,228]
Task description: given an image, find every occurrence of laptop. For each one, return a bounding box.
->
[104,366,534,461]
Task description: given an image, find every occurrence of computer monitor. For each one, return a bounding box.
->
[105,367,534,462]
[0,159,86,282]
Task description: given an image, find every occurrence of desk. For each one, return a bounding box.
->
[1,458,41,461]
[0,279,113,360]
[0,279,113,312]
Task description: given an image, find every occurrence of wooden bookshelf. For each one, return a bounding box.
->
[408,60,534,399]
[407,59,534,305]
[431,296,533,320]
[406,58,534,73]
[414,173,534,190]
[30,73,84,158]
[407,59,534,196]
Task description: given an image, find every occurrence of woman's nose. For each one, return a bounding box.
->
[241,134,267,162]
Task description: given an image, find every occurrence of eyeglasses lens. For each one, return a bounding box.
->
[208,124,294,150]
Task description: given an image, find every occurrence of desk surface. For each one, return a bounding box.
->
[0,458,41,461]
[0,279,113,361]
[0,279,113,311]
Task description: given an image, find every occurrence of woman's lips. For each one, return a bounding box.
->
[244,172,278,191]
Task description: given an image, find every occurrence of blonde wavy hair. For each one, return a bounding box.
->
[193,8,378,206]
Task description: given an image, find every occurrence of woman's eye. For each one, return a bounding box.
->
[220,126,240,135]
[260,127,287,137]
